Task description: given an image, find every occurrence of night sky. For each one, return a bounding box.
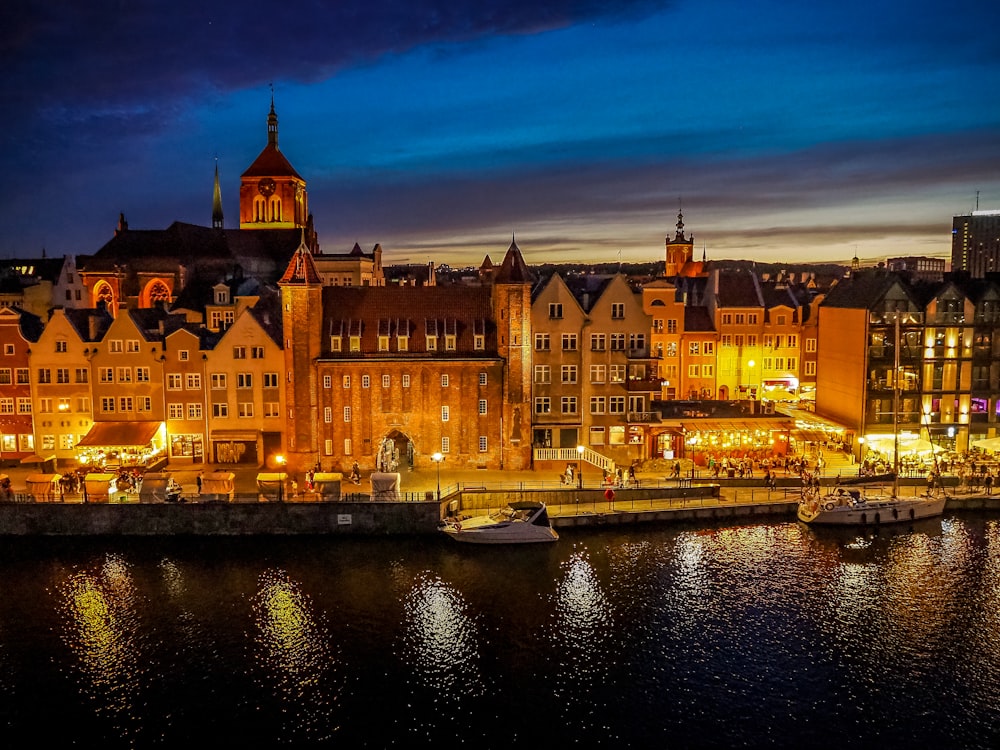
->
[3,0,999,267]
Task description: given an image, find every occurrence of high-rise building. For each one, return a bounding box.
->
[951,210,1000,277]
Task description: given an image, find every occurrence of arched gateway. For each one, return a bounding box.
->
[376,430,415,473]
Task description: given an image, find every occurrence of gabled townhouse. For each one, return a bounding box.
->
[81,308,170,467]
[204,292,285,466]
[530,272,588,450]
[530,271,657,470]
[29,308,110,463]
[679,306,717,399]
[707,268,766,401]
[758,275,812,403]
[163,325,208,464]
[585,274,657,465]
[0,307,42,463]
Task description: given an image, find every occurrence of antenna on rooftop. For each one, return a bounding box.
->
[977,190,980,211]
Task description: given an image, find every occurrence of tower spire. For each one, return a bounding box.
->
[267,85,278,148]
[212,157,224,229]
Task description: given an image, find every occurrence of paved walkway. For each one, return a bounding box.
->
[0,449,915,502]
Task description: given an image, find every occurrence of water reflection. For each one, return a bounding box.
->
[548,549,614,734]
[5,519,999,747]
[250,569,341,743]
[56,553,145,736]
[399,572,483,697]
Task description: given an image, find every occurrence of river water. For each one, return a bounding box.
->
[0,514,998,748]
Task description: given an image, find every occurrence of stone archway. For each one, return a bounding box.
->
[375,429,415,473]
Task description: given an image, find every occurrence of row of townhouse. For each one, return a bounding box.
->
[0,287,286,469]
[0,244,827,475]
[528,263,824,468]
[11,245,999,477]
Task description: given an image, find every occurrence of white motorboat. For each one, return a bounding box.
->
[440,501,559,544]
[798,485,946,525]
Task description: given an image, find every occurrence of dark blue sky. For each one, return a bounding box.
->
[2,0,998,266]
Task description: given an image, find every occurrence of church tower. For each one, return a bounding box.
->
[240,97,315,248]
[491,238,533,470]
[665,209,695,277]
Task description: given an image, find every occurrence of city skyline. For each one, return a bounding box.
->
[3,0,999,266]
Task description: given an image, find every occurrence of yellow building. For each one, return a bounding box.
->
[203,294,286,466]
[77,308,168,467]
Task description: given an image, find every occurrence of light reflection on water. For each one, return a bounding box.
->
[250,569,341,744]
[0,517,997,747]
[55,554,147,738]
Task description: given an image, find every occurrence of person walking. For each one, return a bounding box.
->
[196,472,203,495]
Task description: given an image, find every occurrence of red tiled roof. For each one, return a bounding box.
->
[240,144,303,180]
[322,286,497,356]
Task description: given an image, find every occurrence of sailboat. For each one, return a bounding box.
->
[798,312,947,525]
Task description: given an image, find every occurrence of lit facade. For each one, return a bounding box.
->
[0,307,41,461]
[817,270,1000,459]
[951,210,1000,277]
[203,300,285,465]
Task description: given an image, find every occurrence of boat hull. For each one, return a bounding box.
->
[797,495,946,525]
[440,525,559,544]
[440,501,559,544]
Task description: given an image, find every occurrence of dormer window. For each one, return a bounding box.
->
[444,318,457,351]
[329,320,344,352]
[426,318,439,351]
[473,319,486,351]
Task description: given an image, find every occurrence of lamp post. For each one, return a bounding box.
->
[276,455,285,502]
[577,444,584,489]
[432,452,443,500]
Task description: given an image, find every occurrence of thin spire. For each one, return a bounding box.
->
[267,85,278,148]
[212,157,224,229]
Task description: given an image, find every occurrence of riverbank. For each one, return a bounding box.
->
[0,474,996,536]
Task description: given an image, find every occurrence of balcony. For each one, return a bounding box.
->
[927,311,966,325]
[626,347,653,360]
[626,377,663,392]
[627,411,659,423]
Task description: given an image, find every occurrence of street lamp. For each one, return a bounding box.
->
[576,444,584,489]
[276,455,286,502]
[431,452,443,500]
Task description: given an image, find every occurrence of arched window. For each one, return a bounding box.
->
[142,279,171,309]
[270,197,282,222]
[94,282,115,311]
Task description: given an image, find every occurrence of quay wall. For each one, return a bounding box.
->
[0,500,444,537]
[453,483,722,512]
[0,489,996,537]
[552,501,796,529]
